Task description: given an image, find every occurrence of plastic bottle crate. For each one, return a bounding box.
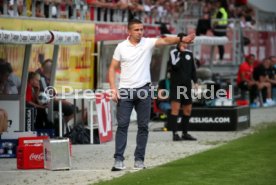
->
[0,139,18,158]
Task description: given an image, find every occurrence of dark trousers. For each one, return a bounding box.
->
[238,82,267,103]
[218,45,224,60]
[114,85,151,162]
[26,103,51,129]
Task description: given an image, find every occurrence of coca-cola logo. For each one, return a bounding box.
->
[29,153,44,161]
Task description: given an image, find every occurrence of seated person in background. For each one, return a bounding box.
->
[0,59,20,94]
[253,58,275,106]
[36,59,75,124]
[7,63,21,93]
[0,62,11,94]
[0,108,8,133]
[268,56,276,85]
[35,59,51,90]
[268,56,276,100]
[26,72,52,129]
[237,54,270,107]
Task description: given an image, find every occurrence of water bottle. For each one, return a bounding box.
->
[7,143,13,155]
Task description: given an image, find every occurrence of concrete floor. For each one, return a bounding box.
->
[0,107,276,185]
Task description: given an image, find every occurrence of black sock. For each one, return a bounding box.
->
[168,114,178,134]
[182,115,190,135]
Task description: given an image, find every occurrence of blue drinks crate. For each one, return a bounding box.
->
[0,139,18,158]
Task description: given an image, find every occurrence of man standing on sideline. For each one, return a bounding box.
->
[109,19,195,171]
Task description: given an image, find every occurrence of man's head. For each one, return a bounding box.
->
[28,72,40,88]
[127,19,142,29]
[0,58,6,65]
[262,58,271,69]
[0,60,12,83]
[0,58,12,73]
[42,59,52,74]
[245,54,255,65]
[128,19,143,42]
[269,56,276,66]
[213,0,221,9]
[0,66,10,83]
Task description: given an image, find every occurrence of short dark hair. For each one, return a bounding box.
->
[5,62,13,73]
[0,63,10,75]
[0,60,12,74]
[28,72,40,82]
[0,58,6,64]
[128,19,142,30]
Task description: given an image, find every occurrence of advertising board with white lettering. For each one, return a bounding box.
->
[95,93,113,143]
[187,106,250,131]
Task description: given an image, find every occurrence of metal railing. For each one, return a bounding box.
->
[0,0,172,24]
[2,0,275,32]
[176,18,243,80]
[255,9,276,32]
[1,0,89,20]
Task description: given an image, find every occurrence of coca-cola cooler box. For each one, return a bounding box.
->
[44,138,71,170]
[17,136,49,169]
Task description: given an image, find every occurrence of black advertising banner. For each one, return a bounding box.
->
[188,106,250,131]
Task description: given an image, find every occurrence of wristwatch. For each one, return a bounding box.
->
[178,34,184,43]
[178,33,187,43]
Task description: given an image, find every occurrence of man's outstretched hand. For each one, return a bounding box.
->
[183,33,196,44]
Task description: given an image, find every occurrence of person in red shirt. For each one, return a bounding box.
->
[237,55,254,84]
[237,54,270,106]
[26,72,40,106]
[26,72,51,129]
[237,54,259,104]
[36,59,75,125]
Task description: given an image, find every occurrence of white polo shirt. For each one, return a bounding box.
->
[113,37,157,89]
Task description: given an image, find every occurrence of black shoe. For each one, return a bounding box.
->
[173,134,182,141]
[182,133,197,141]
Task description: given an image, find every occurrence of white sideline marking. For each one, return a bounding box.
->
[0,168,152,173]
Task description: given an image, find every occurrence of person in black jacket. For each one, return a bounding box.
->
[168,33,198,141]
[253,58,275,106]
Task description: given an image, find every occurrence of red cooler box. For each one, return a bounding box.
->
[17,136,49,169]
